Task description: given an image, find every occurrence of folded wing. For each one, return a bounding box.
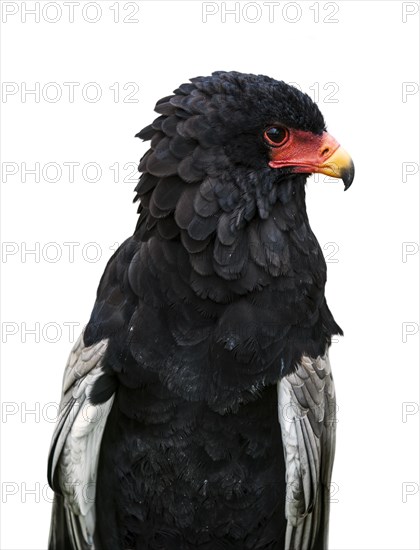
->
[47,333,114,550]
[278,354,336,550]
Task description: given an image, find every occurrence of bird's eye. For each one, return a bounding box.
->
[264,126,288,147]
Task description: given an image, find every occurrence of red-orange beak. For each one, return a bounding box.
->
[268,129,355,190]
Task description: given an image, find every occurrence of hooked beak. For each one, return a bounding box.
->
[268,129,355,190]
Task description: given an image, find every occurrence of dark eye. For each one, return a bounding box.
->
[264,126,288,146]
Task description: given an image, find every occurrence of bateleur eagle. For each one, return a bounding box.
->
[47,71,354,550]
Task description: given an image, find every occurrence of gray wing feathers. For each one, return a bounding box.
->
[48,333,114,549]
[278,354,336,550]
[48,335,108,486]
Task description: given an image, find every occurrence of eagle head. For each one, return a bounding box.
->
[134,71,354,286]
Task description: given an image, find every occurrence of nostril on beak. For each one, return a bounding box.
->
[321,147,330,157]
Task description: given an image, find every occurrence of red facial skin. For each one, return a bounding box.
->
[268,129,341,174]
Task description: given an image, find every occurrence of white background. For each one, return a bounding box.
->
[1,1,419,548]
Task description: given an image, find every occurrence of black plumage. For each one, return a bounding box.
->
[48,71,354,550]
